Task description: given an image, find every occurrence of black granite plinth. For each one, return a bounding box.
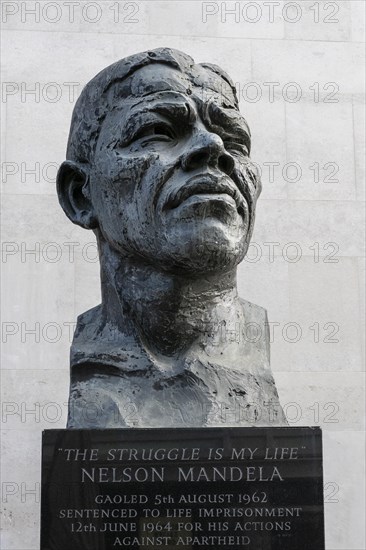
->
[41,427,324,549]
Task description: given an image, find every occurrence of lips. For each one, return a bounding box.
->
[164,173,246,218]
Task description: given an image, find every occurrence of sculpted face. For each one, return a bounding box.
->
[88,63,259,274]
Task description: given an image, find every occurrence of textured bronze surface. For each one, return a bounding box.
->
[57,48,286,428]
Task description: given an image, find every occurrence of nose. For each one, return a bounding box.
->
[181,130,235,176]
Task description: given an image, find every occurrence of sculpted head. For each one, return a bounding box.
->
[57,48,262,275]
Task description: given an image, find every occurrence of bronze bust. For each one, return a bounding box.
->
[57,48,286,428]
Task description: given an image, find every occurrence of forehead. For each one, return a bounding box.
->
[129,63,237,104]
[106,63,239,113]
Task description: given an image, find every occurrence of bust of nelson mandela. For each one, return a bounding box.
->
[57,47,287,428]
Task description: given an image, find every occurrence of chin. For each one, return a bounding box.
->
[162,228,247,275]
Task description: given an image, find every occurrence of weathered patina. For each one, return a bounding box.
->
[57,48,287,428]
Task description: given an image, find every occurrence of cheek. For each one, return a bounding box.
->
[91,147,178,237]
[91,153,152,208]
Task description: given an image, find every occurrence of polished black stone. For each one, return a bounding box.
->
[41,427,324,549]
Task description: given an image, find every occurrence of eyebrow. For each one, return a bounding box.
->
[118,96,251,151]
[126,100,196,127]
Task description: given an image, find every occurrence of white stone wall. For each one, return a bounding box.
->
[1,1,365,548]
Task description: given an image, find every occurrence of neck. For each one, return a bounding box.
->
[98,237,242,357]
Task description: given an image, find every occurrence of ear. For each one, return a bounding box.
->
[56,161,98,229]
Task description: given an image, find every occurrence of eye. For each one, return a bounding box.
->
[133,123,175,142]
[224,141,249,156]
